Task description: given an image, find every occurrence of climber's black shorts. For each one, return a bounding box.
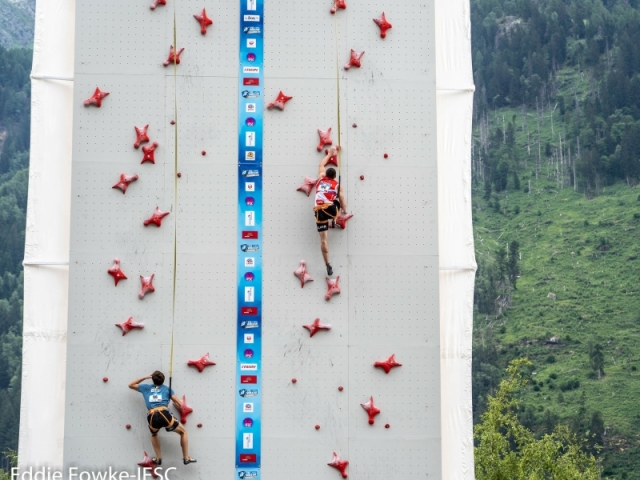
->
[147,408,178,434]
[315,201,340,232]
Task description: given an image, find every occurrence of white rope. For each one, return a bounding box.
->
[23,261,69,266]
[436,86,475,92]
[30,74,74,81]
[439,266,476,271]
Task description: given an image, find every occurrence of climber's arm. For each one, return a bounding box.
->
[128,374,152,391]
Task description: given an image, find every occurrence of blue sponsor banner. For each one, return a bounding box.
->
[237,0,263,477]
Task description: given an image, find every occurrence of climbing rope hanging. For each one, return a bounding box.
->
[333,11,343,199]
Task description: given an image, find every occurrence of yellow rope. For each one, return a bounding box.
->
[169,3,178,384]
[333,12,342,178]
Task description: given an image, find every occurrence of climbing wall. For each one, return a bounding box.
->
[63,0,440,478]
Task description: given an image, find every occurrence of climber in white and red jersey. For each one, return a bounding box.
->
[314,146,347,276]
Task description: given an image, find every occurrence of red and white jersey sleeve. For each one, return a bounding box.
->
[315,177,339,205]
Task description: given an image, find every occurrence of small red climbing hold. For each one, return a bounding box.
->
[187,353,216,373]
[193,8,213,35]
[179,395,193,424]
[163,46,185,67]
[330,0,346,14]
[83,87,109,107]
[303,318,332,337]
[317,128,333,151]
[149,0,166,10]
[138,452,159,479]
[141,142,159,164]
[267,91,293,110]
[325,276,341,301]
[103,377,108,383]
[374,12,393,39]
[293,260,314,288]
[352,123,357,128]
[315,424,320,430]
[201,150,206,156]
[338,386,344,391]
[126,424,131,429]
[344,49,365,70]
[108,258,127,286]
[384,153,389,158]
[115,317,145,336]
[144,207,170,227]
[385,424,390,429]
[138,274,155,299]
[336,212,353,229]
[170,120,175,125]
[134,125,150,149]
[360,175,365,180]
[374,354,403,374]
[297,176,318,197]
[197,423,202,428]
[361,396,381,425]
[112,173,138,194]
[327,452,349,478]
[177,172,182,178]
[292,378,297,384]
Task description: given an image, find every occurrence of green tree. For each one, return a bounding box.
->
[474,359,601,479]
[588,339,605,379]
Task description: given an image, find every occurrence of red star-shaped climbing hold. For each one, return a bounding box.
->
[115,317,145,336]
[293,260,314,288]
[303,318,332,337]
[83,87,109,107]
[297,176,318,197]
[344,49,365,70]
[163,46,185,67]
[108,258,127,286]
[149,0,166,10]
[141,142,159,164]
[187,353,216,373]
[134,125,150,149]
[194,8,213,35]
[267,91,293,110]
[330,0,347,14]
[327,452,349,478]
[361,396,381,425]
[179,395,193,424]
[325,276,341,301]
[112,173,138,194]
[317,128,333,151]
[137,452,159,479]
[144,207,170,227]
[336,212,353,229]
[374,354,402,374]
[138,274,155,299]
[373,12,392,39]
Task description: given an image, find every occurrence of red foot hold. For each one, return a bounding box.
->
[83,87,109,107]
[201,150,206,156]
[374,354,402,374]
[361,396,381,425]
[103,377,108,383]
[328,452,349,478]
[188,353,216,373]
[317,128,333,151]
[344,49,365,70]
[384,153,389,158]
[149,0,166,10]
[352,123,357,128]
[268,91,293,110]
[163,46,185,67]
[126,424,131,429]
[170,120,176,125]
[293,260,314,288]
[197,423,202,428]
[138,452,159,479]
[338,386,344,391]
[141,142,159,164]
[325,276,341,301]
[144,207,170,227]
[303,318,331,337]
[179,395,193,424]
[373,12,393,38]
[360,175,365,180]
[194,8,213,35]
[112,173,138,194]
[336,212,353,229]
[297,176,318,197]
[177,172,182,178]
[138,274,155,299]
[325,149,339,167]
[108,258,127,286]
[330,0,346,14]
[385,423,390,428]
[115,317,145,336]
[134,125,150,149]
[315,424,320,430]
[291,378,297,384]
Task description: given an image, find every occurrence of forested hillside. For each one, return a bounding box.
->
[471,0,640,477]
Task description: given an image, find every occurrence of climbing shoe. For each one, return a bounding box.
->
[326,264,333,276]
[152,458,162,466]
[184,457,197,465]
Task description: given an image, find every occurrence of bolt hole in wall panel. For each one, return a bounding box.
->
[64,0,440,478]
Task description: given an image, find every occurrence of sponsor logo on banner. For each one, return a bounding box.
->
[241,363,258,371]
[240,375,257,384]
[245,197,255,206]
[244,14,260,21]
[241,308,258,317]
[247,0,257,10]
[244,257,255,267]
[242,231,259,239]
[241,244,260,252]
[244,333,254,343]
[238,471,258,479]
[243,26,261,34]
[243,433,254,449]
[246,132,256,146]
[244,286,254,302]
[239,454,257,463]
[243,403,254,413]
[242,89,260,97]
[245,117,256,126]
[241,169,259,178]
[245,182,255,192]
[245,151,255,161]
[244,349,254,358]
[245,103,256,113]
[243,418,254,428]
[239,388,258,397]
[243,78,259,86]
[247,53,256,62]
[247,39,257,48]
[244,272,255,281]
[245,211,255,226]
